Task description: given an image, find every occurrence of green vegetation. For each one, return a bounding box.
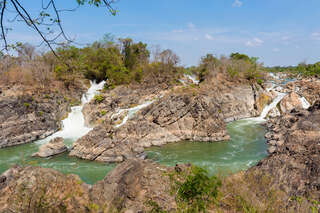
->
[266,61,320,77]
[23,102,30,108]
[170,166,221,212]
[94,94,104,103]
[195,52,265,83]
[100,110,107,116]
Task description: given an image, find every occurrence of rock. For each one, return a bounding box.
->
[32,137,67,158]
[0,159,183,212]
[251,102,320,200]
[0,166,91,213]
[280,92,304,113]
[268,140,277,146]
[71,94,230,163]
[0,82,86,148]
[267,146,276,153]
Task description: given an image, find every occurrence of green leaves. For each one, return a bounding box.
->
[170,166,222,212]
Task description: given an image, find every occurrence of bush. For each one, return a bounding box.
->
[94,95,104,103]
[170,166,221,212]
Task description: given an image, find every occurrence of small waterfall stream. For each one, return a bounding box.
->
[112,100,155,128]
[0,80,114,184]
[259,93,286,119]
[299,97,311,109]
[37,81,105,146]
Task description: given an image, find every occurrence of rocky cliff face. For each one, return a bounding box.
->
[71,74,269,163]
[70,93,229,163]
[251,101,320,201]
[0,160,178,213]
[0,83,86,148]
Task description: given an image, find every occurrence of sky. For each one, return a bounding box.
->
[4,0,320,67]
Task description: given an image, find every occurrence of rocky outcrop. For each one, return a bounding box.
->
[32,137,67,158]
[0,166,91,213]
[90,159,177,212]
[252,101,320,200]
[0,160,179,213]
[287,78,320,105]
[0,83,86,148]
[279,92,304,113]
[72,73,272,163]
[70,94,229,163]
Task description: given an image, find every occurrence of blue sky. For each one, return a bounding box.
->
[6,0,320,66]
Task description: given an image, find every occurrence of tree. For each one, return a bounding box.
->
[198,53,219,82]
[0,0,118,55]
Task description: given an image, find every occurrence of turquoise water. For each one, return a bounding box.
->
[0,119,268,184]
[0,139,115,184]
[146,119,268,176]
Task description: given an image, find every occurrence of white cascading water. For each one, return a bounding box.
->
[112,100,154,128]
[184,74,200,84]
[245,92,286,123]
[259,92,286,119]
[269,72,280,80]
[37,80,105,144]
[299,97,311,109]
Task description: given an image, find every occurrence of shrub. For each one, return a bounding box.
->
[101,110,107,116]
[23,102,30,107]
[94,94,104,103]
[170,166,221,212]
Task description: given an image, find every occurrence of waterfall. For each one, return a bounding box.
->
[37,80,105,145]
[112,100,155,128]
[184,74,199,84]
[299,97,311,109]
[269,72,279,80]
[259,93,286,119]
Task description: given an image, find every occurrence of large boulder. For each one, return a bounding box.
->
[279,92,303,113]
[32,137,67,158]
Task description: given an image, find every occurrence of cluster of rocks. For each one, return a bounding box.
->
[0,159,179,213]
[70,93,229,163]
[0,83,86,148]
[70,73,272,163]
[252,101,320,200]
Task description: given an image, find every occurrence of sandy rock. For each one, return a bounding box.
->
[32,137,67,158]
[280,92,303,113]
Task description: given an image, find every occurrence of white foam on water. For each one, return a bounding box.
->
[36,81,105,145]
[269,72,279,80]
[299,96,311,109]
[259,92,286,119]
[113,100,155,128]
[184,74,199,84]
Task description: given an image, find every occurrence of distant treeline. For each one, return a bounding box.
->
[0,34,277,89]
[266,62,320,77]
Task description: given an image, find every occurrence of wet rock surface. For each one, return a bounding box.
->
[251,101,320,200]
[32,137,68,158]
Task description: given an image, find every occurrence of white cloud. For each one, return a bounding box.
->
[246,37,264,47]
[205,34,214,40]
[272,48,280,52]
[311,32,320,40]
[232,0,243,7]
